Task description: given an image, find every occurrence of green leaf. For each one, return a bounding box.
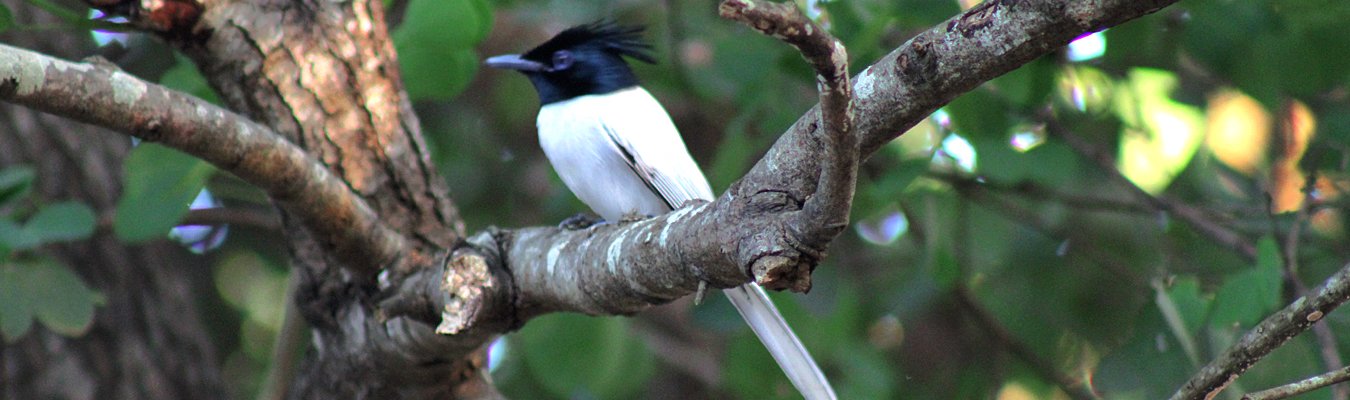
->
[1163,277,1210,336]
[392,0,491,101]
[1153,278,1205,366]
[945,89,1011,140]
[1255,236,1281,287]
[21,0,86,26]
[0,165,35,207]
[517,314,655,399]
[0,219,37,252]
[930,249,959,290]
[28,261,100,337]
[1209,239,1283,328]
[395,45,478,102]
[114,143,215,242]
[22,201,96,244]
[725,330,795,399]
[1113,68,1204,194]
[1055,65,1116,115]
[0,265,35,342]
[992,56,1056,109]
[708,113,756,192]
[0,4,13,34]
[1093,302,1195,398]
[159,55,221,105]
[874,158,930,200]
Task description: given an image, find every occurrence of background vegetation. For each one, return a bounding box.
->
[3,0,1350,398]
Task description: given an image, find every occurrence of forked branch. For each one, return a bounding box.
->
[0,44,407,274]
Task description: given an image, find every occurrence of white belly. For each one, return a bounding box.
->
[537,92,673,221]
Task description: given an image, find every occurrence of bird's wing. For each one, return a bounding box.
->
[597,89,715,208]
[597,92,834,399]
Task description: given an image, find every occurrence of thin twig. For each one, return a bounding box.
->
[1269,170,1347,400]
[180,207,281,231]
[1170,262,1350,400]
[1243,366,1350,400]
[256,273,308,400]
[1048,120,1257,260]
[948,178,1146,288]
[929,171,1153,215]
[955,286,1100,400]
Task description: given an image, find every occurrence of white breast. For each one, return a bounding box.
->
[536,87,713,221]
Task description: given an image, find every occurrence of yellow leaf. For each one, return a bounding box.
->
[1115,69,1205,194]
[1205,89,1270,175]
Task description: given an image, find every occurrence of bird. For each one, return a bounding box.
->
[486,21,836,399]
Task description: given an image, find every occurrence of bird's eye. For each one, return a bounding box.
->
[551,51,575,71]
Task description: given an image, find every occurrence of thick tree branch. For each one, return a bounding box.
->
[719,0,856,291]
[438,0,1180,335]
[846,0,1178,156]
[47,0,475,393]
[5,0,1192,394]
[0,43,406,274]
[1171,262,1350,400]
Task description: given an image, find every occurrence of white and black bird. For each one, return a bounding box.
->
[487,22,836,399]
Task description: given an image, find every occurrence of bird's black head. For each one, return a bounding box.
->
[486,22,656,105]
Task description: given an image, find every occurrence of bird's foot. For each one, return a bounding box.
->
[618,211,654,223]
[559,213,605,230]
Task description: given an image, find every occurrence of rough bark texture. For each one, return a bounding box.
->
[1171,263,1350,400]
[0,0,1193,398]
[0,4,223,399]
[168,0,480,396]
[448,0,1182,330]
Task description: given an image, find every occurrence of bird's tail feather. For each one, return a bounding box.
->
[723,284,837,400]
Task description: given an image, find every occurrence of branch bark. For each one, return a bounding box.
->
[1243,365,1350,400]
[719,0,857,291]
[445,0,1180,334]
[1171,262,1350,400]
[0,43,407,274]
[1,0,1187,397]
[68,0,477,395]
[0,5,222,397]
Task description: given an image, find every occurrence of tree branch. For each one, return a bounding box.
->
[955,286,1100,400]
[179,207,281,231]
[842,0,1178,157]
[0,43,407,274]
[1243,366,1350,400]
[1050,119,1258,260]
[432,0,1181,338]
[6,0,1193,391]
[719,0,857,291]
[1171,262,1350,400]
[1269,174,1347,400]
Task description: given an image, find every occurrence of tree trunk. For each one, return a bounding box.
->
[0,4,223,399]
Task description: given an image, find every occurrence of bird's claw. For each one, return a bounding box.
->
[559,213,604,229]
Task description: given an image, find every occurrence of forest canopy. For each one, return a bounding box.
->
[2,0,1350,399]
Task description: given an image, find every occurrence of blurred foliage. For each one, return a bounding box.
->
[5,0,1350,398]
[456,0,1350,398]
[393,0,492,101]
[0,165,102,343]
[114,143,215,242]
[0,4,12,33]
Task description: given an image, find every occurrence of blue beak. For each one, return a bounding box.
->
[485,54,548,72]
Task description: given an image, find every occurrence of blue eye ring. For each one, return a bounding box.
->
[551,50,575,71]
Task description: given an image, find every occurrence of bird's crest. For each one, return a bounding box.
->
[523,21,656,64]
